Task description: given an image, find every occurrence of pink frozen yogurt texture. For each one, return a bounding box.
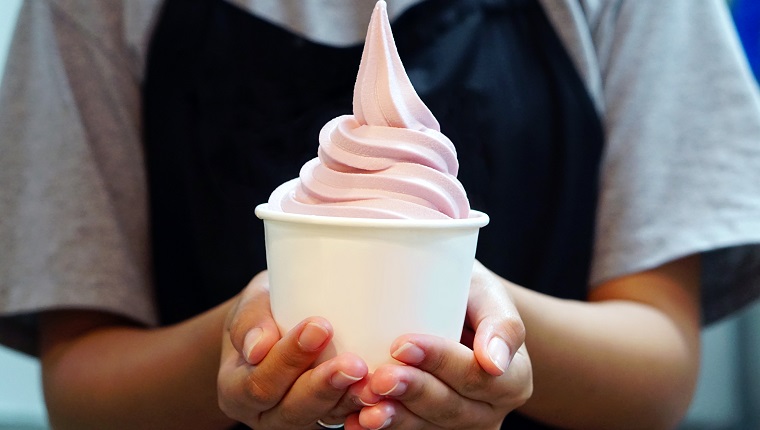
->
[268,0,470,219]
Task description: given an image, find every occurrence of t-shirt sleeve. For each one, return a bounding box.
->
[0,0,159,354]
[588,0,760,323]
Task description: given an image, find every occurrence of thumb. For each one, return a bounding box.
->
[468,261,526,376]
[226,271,280,364]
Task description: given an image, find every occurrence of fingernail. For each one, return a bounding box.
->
[353,397,379,407]
[391,342,425,364]
[487,337,510,373]
[331,371,363,389]
[379,380,407,397]
[375,417,393,429]
[243,327,264,363]
[298,322,330,351]
[358,383,383,406]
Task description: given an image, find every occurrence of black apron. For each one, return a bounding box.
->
[142,0,604,428]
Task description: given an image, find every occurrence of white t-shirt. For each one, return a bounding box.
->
[1,0,759,354]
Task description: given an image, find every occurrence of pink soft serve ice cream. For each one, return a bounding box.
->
[268,0,470,220]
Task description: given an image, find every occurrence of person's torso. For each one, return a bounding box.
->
[142,1,603,427]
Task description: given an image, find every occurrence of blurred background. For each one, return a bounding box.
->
[0,1,758,429]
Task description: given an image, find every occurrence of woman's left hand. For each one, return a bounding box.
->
[346,261,533,430]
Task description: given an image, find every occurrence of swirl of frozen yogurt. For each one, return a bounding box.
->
[268,0,470,219]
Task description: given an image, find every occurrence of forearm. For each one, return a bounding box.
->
[40,300,238,430]
[507,260,701,429]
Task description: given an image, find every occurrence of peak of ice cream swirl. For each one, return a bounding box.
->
[268,0,470,219]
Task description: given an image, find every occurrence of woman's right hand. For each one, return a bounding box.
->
[218,271,370,429]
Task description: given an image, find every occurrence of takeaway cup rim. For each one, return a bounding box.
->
[255,203,489,230]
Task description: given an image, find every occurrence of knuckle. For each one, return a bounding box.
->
[277,347,310,370]
[400,377,426,404]
[502,314,526,347]
[244,374,279,407]
[460,364,489,396]
[304,369,341,403]
[422,343,448,374]
[312,383,341,403]
[227,311,254,352]
[228,318,246,348]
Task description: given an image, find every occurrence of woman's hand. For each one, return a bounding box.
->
[218,271,370,429]
[348,261,533,429]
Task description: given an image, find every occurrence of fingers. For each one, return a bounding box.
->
[369,337,495,422]
[368,364,491,429]
[220,272,371,428]
[350,263,532,428]
[361,336,531,429]
[220,316,368,427]
[219,316,334,423]
[468,261,526,376]
[265,352,368,427]
[358,398,487,430]
[221,264,528,428]
[466,263,532,408]
[246,317,334,410]
[356,400,397,430]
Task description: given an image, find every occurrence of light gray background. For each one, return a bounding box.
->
[0,1,758,429]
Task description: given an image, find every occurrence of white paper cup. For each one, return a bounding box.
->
[255,203,489,370]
